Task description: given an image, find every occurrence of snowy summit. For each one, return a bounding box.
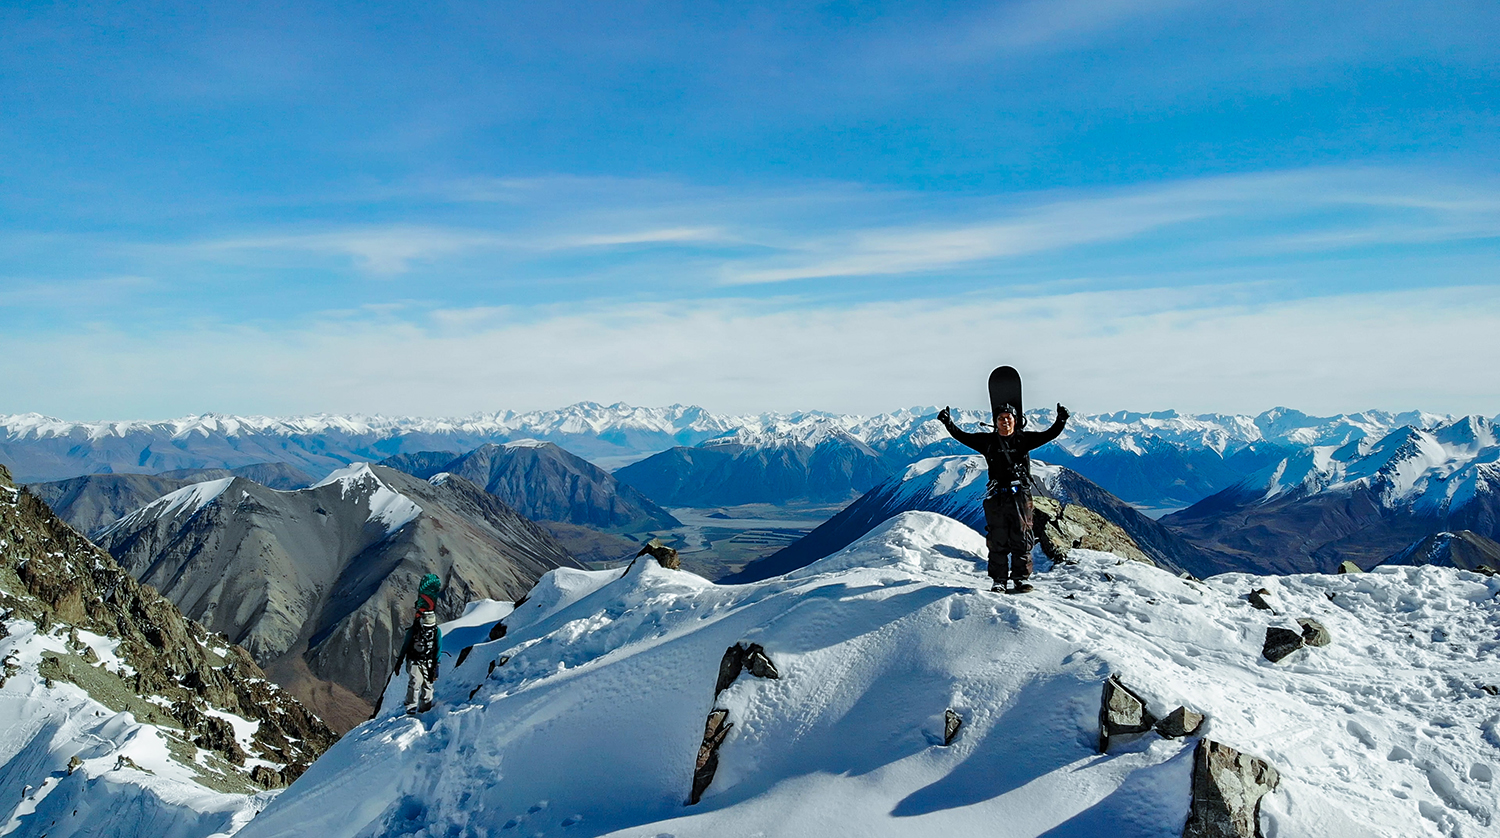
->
[240,512,1498,838]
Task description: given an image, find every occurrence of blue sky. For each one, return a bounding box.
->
[2,0,1498,418]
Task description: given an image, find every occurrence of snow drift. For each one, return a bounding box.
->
[240,512,1498,838]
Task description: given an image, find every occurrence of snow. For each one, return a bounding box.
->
[0,619,270,838]
[313,464,422,536]
[98,478,235,537]
[503,438,552,449]
[237,512,1500,838]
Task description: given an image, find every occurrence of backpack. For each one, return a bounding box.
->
[411,622,438,659]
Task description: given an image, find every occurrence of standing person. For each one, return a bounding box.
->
[937,402,1070,593]
[396,573,443,715]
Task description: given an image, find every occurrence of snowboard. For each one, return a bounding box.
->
[988,365,1022,423]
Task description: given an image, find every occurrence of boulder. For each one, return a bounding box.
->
[1155,706,1205,738]
[1099,674,1157,752]
[943,709,962,746]
[1297,618,1331,648]
[1246,589,1273,611]
[689,709,732,805]
[1182,739,1280,838]
[1337,561,1362,574]
[1262,627,1304,663]
[743,644,779,680]
[635,539,680,570]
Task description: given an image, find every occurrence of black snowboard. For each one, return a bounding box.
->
[988,365,1022,422]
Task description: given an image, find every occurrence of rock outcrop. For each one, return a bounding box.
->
[1182,739,1280,838]
[1155,706,1205,738]
[1261,627,1304,663]
[693,643,781,804]
[0,463,335,790]
[1033,496,1154,565]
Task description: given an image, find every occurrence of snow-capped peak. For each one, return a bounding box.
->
[312,464,422,535]
[97,477,235,537]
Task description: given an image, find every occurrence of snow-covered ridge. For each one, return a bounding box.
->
[1230,416,1500,513]
[313,464,423,535]
[240,512,1500,838]
[98,477,236,538]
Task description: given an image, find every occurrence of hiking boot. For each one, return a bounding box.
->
[989,582,1005,593]
[1009,581,1034,594]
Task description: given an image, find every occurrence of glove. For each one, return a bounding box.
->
[1056,403,1070,422]
[393,656,403,675]
[937,407,952,424]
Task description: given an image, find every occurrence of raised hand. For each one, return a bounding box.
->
[937,406,952,424]
[1056,403,1070,422]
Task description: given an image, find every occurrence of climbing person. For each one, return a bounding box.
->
[396,573,443,715]
[937,399,1070,594]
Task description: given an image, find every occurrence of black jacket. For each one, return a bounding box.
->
[398,617,442,675]
[940,414,1067,495]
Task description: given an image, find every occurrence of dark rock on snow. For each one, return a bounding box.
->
[690,709,733,805]
[1337,560,1363,574]
[1155,706,1205,738]
[1261,627,1305,663]
[1247,589,1273,611]
[1182,739,1280,838]
[943,709,963,746]
[715,642,779,696]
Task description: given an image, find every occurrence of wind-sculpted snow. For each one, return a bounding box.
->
[241,513,1499,838]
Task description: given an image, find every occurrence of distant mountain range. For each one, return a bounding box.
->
[6,405,1481,515]
[381,440,679,531]
[94,464,582,731]
[28,462,314,535]
[1161,416,1500,574]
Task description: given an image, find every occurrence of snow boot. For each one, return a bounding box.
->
[1008,581,1034,594]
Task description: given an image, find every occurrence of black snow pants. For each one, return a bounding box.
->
[983,490,1035,584]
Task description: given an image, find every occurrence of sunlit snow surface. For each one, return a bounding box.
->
[313,464,423,535]
[242,512,1500,838]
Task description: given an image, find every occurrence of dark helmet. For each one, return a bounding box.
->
[993,403,1028,429]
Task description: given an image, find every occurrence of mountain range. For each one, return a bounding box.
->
[27,463,314,536]
[93,464,583,731]
[4,405,1479,514]
[1161,415,1500,574]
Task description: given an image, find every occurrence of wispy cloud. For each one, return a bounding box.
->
[8,283,1499,419]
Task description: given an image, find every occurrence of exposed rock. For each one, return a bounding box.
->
[1099,674,1157,752]
[943,709,962,746]
[715,645,747,696]
[1155,706,1205,738]
[1182,739,1280,838]
[689,709,732,805]
[1033,496,1155,566]
[1297,618,1331,648]
[67,755,83,774]
[196,715,247,766]
[1262,627,1305,663]
[715,642,779,695]
[1247,589,1273,611]
[0,463,334,787]
[249,765,283,789]
[1337,561,1363,574]
[743,644,779,680]
[635,539,680,570]
[488,620,508,642]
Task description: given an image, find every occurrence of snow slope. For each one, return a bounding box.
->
[240,513,1500,838]
[0,618,273,838]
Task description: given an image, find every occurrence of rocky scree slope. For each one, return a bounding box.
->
[1385,530,1500,574]
[0,463,335,838]
[1163,415,1500,574]
[95,464,582,732]
[27,463,314,537]
[241,512,1499,838]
